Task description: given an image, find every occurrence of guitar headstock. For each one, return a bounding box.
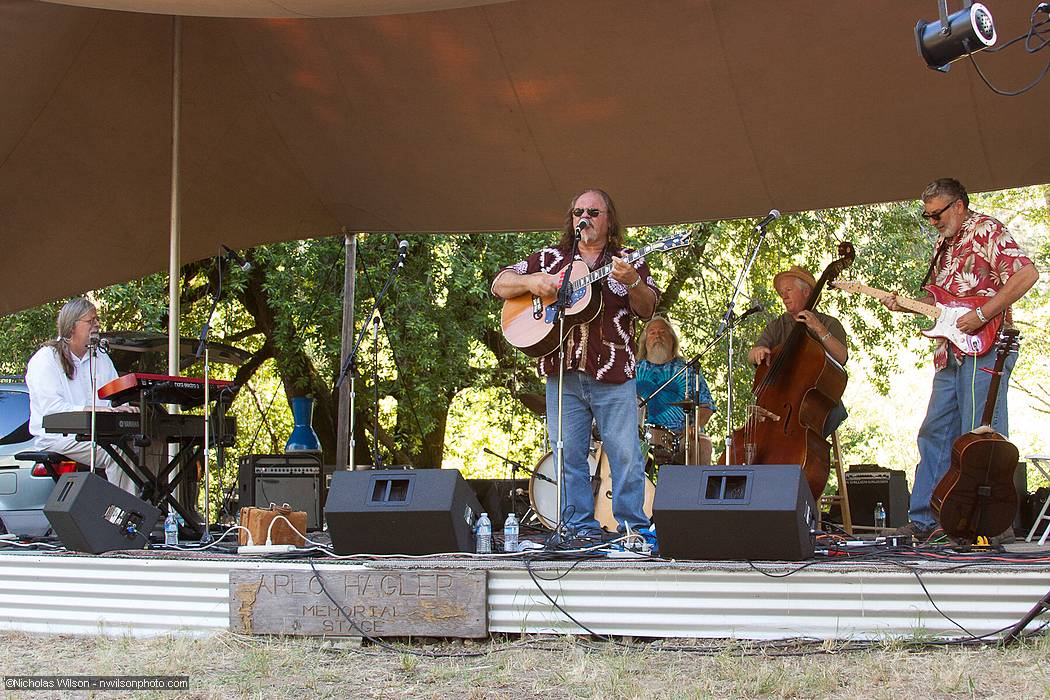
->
[652,230,692,252]
[830,279,861,293]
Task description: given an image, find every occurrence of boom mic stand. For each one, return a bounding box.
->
[336,241,407,471]
[718,210,779,461]
[193,252,229,544]
[549,226,584,544]
[638,305,764,462]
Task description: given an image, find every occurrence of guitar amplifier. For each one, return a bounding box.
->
[238,454,323,529]
[845,466,910,528]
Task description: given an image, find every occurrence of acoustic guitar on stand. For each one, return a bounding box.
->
[831,281,1001,356]
[501,231,691,358]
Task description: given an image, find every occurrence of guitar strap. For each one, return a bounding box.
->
[918,236,951,292]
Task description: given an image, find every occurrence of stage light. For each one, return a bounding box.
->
[915,1,997,72]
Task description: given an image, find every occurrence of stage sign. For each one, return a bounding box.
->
[229,569,487,638]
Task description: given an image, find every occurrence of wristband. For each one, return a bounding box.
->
[627,276,643,290]
[975,306,988,324]
[819,331,832,343]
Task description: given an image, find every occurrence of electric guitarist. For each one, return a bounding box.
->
[883,178,1038,544]
[491,188,659,539]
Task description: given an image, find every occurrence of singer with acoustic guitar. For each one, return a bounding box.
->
[25,297,137,493]
[883,178,1038,544]
[491,188,659,540]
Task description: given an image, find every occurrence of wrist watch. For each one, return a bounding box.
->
[627,276,642,290]
[975,306,988,323]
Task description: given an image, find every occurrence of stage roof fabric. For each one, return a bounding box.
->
[2,0,1048,313]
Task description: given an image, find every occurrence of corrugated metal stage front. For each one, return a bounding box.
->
[1,551,1048,640]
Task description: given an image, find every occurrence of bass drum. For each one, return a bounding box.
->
[529,443,655,532]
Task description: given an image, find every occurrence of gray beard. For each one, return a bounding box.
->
[646,342,674,365]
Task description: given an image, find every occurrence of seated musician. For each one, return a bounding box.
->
[746,266,848,438]
[25,298,136,493]
[635,316,716,464]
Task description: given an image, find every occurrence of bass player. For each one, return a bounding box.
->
[491,188,659,540]
[884,178,1038,544]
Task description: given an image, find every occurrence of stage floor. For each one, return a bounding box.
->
[1,540,1048,641]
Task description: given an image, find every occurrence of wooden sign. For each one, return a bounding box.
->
[229,568,487,638]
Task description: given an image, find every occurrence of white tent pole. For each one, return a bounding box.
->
[336,230,357,470]
[167,15,182,377]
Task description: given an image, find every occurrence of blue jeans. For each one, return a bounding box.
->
[546,371,649,534]
[909,349,1016,530]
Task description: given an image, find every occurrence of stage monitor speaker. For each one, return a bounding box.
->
[325,469,482,555]
[844,467,910,528]
[652,464,816,561]
[43,472,161,554]
[238,454,323,529]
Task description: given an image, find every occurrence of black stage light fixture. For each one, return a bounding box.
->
[916,1,997,72]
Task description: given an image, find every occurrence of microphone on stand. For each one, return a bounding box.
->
[753,209,781,231]
[738,303,765,322]
[574,218,590,237]
[221,245,252,271]
[395,240,409,268]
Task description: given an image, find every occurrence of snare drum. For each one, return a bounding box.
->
[643,423,679,464]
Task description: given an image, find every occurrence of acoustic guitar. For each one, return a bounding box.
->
[500,231,691,358]
[931,329,1020,544]
[831,280,1001,356]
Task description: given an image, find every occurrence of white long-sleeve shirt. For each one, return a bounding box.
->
[25,344,118,442]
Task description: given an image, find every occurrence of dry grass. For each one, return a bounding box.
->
[0,632,1048,699]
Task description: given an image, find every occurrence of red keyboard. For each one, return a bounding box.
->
[99,373,236,407]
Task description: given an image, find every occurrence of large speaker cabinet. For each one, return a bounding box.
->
[43,472,162,554]
[325,469,482,555]
[238,453,323,529]
[653,464,816,561]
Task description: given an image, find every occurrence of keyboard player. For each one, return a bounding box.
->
[26,298,137,493]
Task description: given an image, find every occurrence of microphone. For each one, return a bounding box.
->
[738,303,764,322]
[398,240,409,258]
[87,329,109,353]
[754,209,781,231]
[574,218,590,236]
[221,244,252,271]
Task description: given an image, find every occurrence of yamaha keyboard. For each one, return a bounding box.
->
[98,373,236,408]
[42,410,236,439]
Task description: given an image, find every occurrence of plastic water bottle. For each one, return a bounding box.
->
[475,512,492,554]
[163,512,179,546]
[874,502,886,531]
[503,513,519,553]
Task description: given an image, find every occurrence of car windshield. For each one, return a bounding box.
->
[0,390,31,446]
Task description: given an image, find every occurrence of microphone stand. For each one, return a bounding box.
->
[88,332,100,473]
[193,254,227,544]
[549,227,583,543]
[719,218,776,462]
[335,244,406,471]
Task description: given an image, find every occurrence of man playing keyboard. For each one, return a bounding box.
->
[26,297,136,493]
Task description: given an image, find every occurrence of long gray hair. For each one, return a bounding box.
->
[40,297,96,379]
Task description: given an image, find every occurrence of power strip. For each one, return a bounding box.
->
[238,544,297,555]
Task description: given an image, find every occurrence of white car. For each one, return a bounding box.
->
[0,377,56,536]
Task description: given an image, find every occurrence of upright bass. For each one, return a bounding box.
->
[723,242,855,500]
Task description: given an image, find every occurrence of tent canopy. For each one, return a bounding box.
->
[2,0,1048,314]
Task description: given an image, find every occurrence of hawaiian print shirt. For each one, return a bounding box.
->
[930,211,1032,369]
[495,245,661,384]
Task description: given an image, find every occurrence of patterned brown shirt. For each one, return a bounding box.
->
[495,244,661,384]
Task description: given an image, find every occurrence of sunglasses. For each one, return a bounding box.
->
[921,199,958,222]
[571,207,604,218]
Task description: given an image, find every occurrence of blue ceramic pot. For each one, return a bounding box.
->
[286,395,321,453]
